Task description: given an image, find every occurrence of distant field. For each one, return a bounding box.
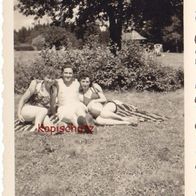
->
[14,51,183,69]
[154,53,183,69]
[14,51,40,66]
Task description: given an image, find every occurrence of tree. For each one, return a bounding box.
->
[15,24,80,49]
[16,0,183,54]
[162,15,183,52]
[16,0,134,54]
[131,0,183,45]
[15,27,31,43]
[123,0,183,46]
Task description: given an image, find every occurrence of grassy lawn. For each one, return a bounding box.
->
[15,89,184,196]
[154,53,183,70]
[15,51,39,66]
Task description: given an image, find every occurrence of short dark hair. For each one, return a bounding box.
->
[78,71,93,86]
[61,63,74,73]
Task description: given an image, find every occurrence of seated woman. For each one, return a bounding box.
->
[17,73,56,132]
[78,72,138,126]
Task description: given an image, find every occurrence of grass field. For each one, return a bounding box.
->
[15,51,184,196]
[154,53,183,70]
[15,51,40,66]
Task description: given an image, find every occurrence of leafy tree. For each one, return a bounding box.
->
[15,24,81,50]
[162,15,183,52]
[132,0,183,42]
[16,0,135,54]
[15,27,31,43]
[16,0,183,53]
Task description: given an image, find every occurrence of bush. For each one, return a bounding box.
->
[15,42,183,94]
[32,35,46,50]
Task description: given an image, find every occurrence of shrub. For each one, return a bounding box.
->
[32,35,46,50]
[14,42,183,94]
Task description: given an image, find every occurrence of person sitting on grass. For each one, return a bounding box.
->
[78,71,138,126]
[17,71,56,132]
[51,64,95,133]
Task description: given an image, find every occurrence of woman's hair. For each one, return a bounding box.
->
[37,67,56,80]
[45,69,56,80]
[78,71,93,93]
[78,71,92,84]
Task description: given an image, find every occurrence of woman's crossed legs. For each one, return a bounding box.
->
[21,104,52,132]
[88,102,138,126]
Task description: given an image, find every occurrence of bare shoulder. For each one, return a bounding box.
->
[29,79,37,89]
[92,83,103,92]
[25,79,37,94]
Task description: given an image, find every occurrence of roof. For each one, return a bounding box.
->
[122,30,146,41]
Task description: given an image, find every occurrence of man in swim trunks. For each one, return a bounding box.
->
[51,64,94,133]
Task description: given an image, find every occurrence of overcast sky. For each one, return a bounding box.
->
[14,0,49,31]
[14,0,107,31]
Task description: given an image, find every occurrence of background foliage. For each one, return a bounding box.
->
[15,42,183,94]
[15,0,183,53]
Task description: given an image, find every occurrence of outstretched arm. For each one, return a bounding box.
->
[17,80,36,122]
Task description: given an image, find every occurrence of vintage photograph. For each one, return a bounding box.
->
[14,0,184,195]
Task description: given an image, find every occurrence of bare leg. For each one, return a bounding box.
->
[100,102,126,121]
[34,108,48,127]
[21,105,49,132]
[76,103,95,133]
[100,110,126,121]
[95,116,130,125]
[57,105,80,127]
[96,102,138,125]
[99,111,138,126]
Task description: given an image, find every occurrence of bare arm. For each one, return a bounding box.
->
[91,83,107,103]
[17,80,36,122]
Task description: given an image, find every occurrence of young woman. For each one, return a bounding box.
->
[17,74,55,132]
[78,72,138,126]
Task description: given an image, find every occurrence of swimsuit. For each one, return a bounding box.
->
[82,86,118,115]
[83,87,100,106]
[28,80,50,109]
[57,78,80,106]
[56,78,87,122]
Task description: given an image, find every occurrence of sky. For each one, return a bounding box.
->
[14,0,107,31]
[14,0,49,31]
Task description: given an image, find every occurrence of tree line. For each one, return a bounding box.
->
[15,0,183,53]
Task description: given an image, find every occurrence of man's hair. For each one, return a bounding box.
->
[61,63,74,73]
